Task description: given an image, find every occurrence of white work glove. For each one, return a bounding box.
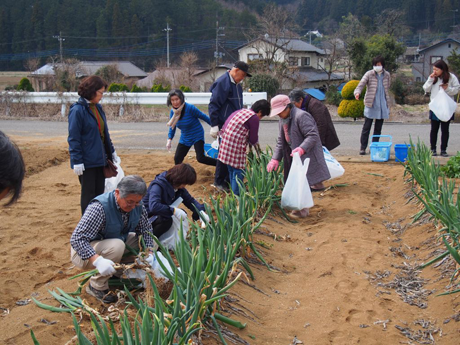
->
[112,151,121,164]
[73,163,85,176]
[93,256,116,276]
[199,211,210,229]
[166,139,172,151]
[146,253,155,267]
[173,208,187,220]
[210,126,219,139]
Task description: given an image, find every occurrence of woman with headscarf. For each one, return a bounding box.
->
[267,95,330,217]
[166,89,216,166]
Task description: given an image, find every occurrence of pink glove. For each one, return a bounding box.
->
[290,147,305,157]
[266,159,279,172]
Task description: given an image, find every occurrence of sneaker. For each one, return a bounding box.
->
[441,151,448,157]
[86,284,118,304]
[359,149,366,155]
[431,149,437,156]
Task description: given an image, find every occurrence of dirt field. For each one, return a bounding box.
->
[0,136,459,344]
[0,72,30,90]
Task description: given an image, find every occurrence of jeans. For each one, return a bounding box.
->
[227,166,245,196]
[78,166,105,214]
[174,140,217,166]
[360,118,384,150]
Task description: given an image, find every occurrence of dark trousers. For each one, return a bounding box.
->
[151,216,173,238]
[78,166,105,214]
[174,140,217,166]
[360,118,384,150]
[430,119,451,152]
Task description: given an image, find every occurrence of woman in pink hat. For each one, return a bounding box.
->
[266,94,330,217]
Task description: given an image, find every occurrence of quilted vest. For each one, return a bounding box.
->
[93,191,142,242]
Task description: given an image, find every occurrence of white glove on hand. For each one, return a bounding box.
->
[166,139,172,151]
[146,253,155,267]
[173,208,187,220]
[73,163,85,176]
[210,126,219,139]
[112,151,121,164]
[199,211,210,229]
[93,256,116,276]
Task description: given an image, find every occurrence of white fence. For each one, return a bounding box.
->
[0,91,267,117]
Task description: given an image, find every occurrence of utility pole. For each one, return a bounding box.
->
[53,31,64,63]
[452,9,459,31]
[215,19,225,66]
[163,23,172,67]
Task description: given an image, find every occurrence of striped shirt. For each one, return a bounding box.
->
[168,103,211,146]
[70,200,155,260]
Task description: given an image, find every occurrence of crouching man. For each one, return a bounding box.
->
[70,175,157,304]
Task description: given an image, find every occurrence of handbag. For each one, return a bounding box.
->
[103,159,118,178]
[323,147,345,180]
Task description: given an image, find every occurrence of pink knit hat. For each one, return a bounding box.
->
[269,95,291,117]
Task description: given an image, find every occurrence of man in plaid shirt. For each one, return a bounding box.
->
[70,175,157,303]
[217,100,271,195]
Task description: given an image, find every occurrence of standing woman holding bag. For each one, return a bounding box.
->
[423,60,460,157]
[68,76,120,214]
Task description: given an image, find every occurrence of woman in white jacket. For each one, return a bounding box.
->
[423,60,460,157]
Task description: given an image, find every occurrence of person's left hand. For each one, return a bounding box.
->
[199,211,210,228]
[290,147,305,157]
[112,151,121,164]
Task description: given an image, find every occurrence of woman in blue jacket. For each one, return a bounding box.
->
[166,89,216,166]
[68,76,120,214]
[142,163,208,238]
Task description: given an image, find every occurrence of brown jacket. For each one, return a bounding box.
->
[354,70,391,108]
[302,95,340,151]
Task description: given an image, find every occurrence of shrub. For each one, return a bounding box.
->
[405,94,427,105]
[107,83,129,92]
[341,80,360,100]
[441,153,460,178]
[337,99,364,119]
[247,74,280,98]
[179,85,192,92]
[151,84,171,92]
[325,85,342,106]
[17,78,34,92]
[130,84,148,93]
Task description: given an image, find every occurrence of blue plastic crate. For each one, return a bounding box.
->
[204,143,218,159]
[369,135,392,162]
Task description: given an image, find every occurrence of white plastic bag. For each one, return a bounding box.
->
[151,251,175,281]
[323,147,345,180]
[158,208,189,250]
[281,153,314,211]
[429,88,457,122]
[104,161,125,193]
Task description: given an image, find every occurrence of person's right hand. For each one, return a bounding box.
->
[73,163,85,176]
[166,139,172,151]
[93,256,116,276]
[173,208,187,220]
[266,159,279,172]
[210,126,219,138]
[354,93,360,100]
[430,72,436,79]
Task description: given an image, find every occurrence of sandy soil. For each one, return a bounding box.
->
[0,136,459,344]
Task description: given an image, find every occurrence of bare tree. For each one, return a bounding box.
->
[318,33,347,89]
[52,58,82,92]
[24,58,41,73]
[94,64,124,85]
[177,52,198,90]
[375,9,410,36]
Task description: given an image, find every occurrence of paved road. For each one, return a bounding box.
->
[1,119,459,157]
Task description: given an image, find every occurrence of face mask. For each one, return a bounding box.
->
[373,65,383,73]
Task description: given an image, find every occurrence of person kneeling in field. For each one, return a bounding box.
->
[0,130,25,206]
[142,163,210,247]
[217,99,271,195]
[70,175,157,304]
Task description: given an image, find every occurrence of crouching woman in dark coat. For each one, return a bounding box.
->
[142,163,209,238]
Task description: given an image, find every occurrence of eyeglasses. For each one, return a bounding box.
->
[97,90,105,96]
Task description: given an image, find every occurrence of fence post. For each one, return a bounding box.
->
[61,103,66,117]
